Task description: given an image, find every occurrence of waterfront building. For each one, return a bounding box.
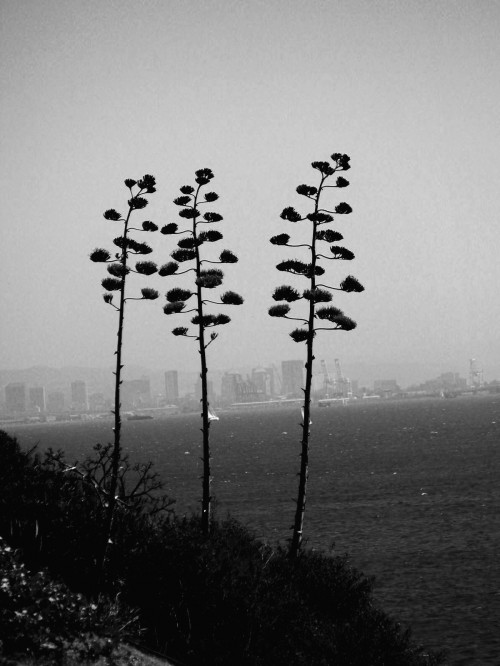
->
[71,380,89,412]
[88,392,106,412]
[251,367,274,399]
[28,386,46,413]
[281,360,304,398]
[5,382,26,414]
[374,379,400,397]
[165,370,179,403]
[121,377,151,409]
[47,391,65,413]
[221,372,243,405]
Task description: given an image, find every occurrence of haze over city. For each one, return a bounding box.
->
[1,0,499,385]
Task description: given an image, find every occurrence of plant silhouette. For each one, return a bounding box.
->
[269,154,364,557]
[161,168,243,536]
[89,174,159,580]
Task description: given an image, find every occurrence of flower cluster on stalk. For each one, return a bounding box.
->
[269,154,364,340]
[160,168,243,345]
[89,175,160,306]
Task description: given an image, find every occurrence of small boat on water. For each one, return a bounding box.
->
[208,408,219,422]
[127,414,154,421]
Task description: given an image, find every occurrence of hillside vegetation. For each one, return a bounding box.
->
[0,430,443,665]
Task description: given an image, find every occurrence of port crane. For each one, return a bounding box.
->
[320,360,333,398]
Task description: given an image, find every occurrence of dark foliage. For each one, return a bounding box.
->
[0,431,443,666]
[219,249,238,263]
[290,328,310,343]
[164,301,186,315]
[107,262,130,277]
[220,291,244,305]
[158,261,179,276]
[141,287,159,300]
[161,223,179,235]
[340,275,365,293]
[171,248,197,262]
[272,285,301,302]
[330,245,355,260]
[101,277,122,291]
[196,268,224,288]
[280,207,302,222]
[90,248,111,262]
[103,209,121,221]
[142,220,158,232]
[0,537,137,665]
[302,288,332,302]
[269,304,290,317]
[135,261,158,275]
[199,230,223,243]
[316,305,344,321]
[316,229,343,243]
[270,233,290,246]
[166,287,193,303]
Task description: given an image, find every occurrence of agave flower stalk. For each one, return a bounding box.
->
[269,154,364,558]
[161,169,243,536]
[89,174,159,581]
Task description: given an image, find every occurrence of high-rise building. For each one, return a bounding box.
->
[47,391,65,413]
[71,380,89,411]
[221,372,243,404]
[165,371,179,403]
[251,367,274,399]
[373,379,400,396]
[89,392,106,412]
[122,377,151,409]
[5,383,26,414]
[28,386,46,413]
[281,360,304,397]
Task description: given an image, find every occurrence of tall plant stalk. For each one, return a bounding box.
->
[90,175,159,580]
[268,153,364,557]
[160,168,243,535]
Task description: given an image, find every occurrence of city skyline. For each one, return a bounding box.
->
[1,2,499,381]
[1,355,492,417]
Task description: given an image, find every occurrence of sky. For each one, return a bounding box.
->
[1,0,499,386]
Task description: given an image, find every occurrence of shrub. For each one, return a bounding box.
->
[0,431,443,665]
[0,537,138,665]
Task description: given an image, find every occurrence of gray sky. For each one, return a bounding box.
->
[1,0,499,382]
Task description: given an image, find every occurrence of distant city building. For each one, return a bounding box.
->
[164,370,179,403]
[251,367,274,399]
[221,372,243,404]
[71,380,89,412]
[88,392,106,412]
[281,360,304,397]
[47,391,65,413]
[468,359,484,388]
[5,383,26,414]
[28,386,46,413]
[373,379,400,396]
[122,377,151,409]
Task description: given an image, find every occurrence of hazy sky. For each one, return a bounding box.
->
[1,0,499,382]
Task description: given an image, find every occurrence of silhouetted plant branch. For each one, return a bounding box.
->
[89,174,158,584]
[161,169,243,536]
[269,153,364,558]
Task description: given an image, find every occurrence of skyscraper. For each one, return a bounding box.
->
[47,391,65,413]
[281,360,304,397]
[28,386,46,413]
[5,383,26,414]
[71,380,89,412]
[121,377,151,409]
[164,370,179,403]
